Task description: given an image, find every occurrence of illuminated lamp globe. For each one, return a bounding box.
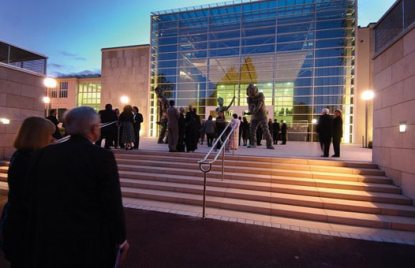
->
[43,78,57,88]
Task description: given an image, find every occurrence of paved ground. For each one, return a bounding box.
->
[136,137,372,162]
[1,196,414,268]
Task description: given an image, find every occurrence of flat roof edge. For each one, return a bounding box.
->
[101,44,150,51]
[0,40,48,59]
[0,62,46,77]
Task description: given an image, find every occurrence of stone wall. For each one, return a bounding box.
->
[373,27,415,200]
[0,63,44,159]
[101,45,150,136]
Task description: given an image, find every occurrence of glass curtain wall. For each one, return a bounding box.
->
[151,0,356,142]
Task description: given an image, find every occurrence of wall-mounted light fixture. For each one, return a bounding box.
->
[312,119,318,124]
[399,122,407,133]
[0,118,10,125]
[120,95,130,105]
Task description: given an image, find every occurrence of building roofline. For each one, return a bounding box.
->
[56,74,101,79]
[373,0,401,29]
[0,40,48,59]
[101,44,150,51]
[151,0,259,16]
[0,62,45,77]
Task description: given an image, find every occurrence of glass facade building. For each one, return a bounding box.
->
[150,0,356,142]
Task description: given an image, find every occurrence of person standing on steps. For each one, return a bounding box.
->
[167,100,179,152]
[177,107,186,152]
[316,108,333,157]
[280,120,287,145]
[272,119,280,145]
[132,106,143,149]
[332,109,343,158]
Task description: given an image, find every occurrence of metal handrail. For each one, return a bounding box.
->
[54,121,118,144]
[198,120,239,219]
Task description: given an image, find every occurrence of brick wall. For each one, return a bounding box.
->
[373,27,415,200]
[0,63,44,159]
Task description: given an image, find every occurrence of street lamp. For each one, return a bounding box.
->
[120,95,130,105]
[361,89,375,148]
[42,96,51,117]
[43,78,57,117]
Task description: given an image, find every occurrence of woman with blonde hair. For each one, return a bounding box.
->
[1,117,55,267]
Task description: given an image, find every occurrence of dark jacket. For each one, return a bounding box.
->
[133,113,144,131]
[317,114,333,139]
[2,149,34,263]
[272,122,280,134]
[280,123,287,134]
[99,109,118,134]
[25,135,126,268]
[332,116,343,139]
[46,116,62,139]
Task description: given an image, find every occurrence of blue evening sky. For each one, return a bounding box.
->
[0,0,395,76]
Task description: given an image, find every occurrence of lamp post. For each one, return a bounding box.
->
[361,90,375,148]
[43,78,57,117]
[42,96,51,117]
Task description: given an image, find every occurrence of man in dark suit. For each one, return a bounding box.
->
[316,108,333,157]
[280,120,287,145]
[272,119,280,145]
[132,106,144,149]
[96,104,118,149]
[46,110,62,140]
[25,106,128,267]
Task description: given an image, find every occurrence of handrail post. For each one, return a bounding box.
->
[199,162,212,219]
[222,144,225,181]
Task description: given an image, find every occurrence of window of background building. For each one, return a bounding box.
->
[59,81,68,98]
[77,83,101,110]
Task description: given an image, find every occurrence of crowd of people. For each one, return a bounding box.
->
[158,104,289,153]
[316,108,343,158]
[0,107,128,267]
[44,104,144,151]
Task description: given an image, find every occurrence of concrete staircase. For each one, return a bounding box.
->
[1,151,415,233]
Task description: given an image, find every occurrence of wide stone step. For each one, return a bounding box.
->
[118,168,398,194]
[119,178,415,217]
[120,187,415,232]
[118,171,411,205]
[114,150,378,169]
[0,181,8,194]
[115,157,385,176]
[117,164,392,184]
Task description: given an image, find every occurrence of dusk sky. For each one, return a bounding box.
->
[0,0,395,76]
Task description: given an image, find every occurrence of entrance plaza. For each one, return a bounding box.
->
[136,138,372,162]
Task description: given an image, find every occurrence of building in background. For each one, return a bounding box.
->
[372,0,415,200]
[52,75,101,121]
[101,45,150,137]
[150,0,357,141]
[0,41,46,158]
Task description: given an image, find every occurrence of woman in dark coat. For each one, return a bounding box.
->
[332,109,343,157]
[1,117,55,267]
[119,105,135,150]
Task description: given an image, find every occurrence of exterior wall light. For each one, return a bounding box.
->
[312,118,318,124]
[0,118,10,125]
[399,122,407,133]
[361,90,375,101]
[120,95,130,105]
